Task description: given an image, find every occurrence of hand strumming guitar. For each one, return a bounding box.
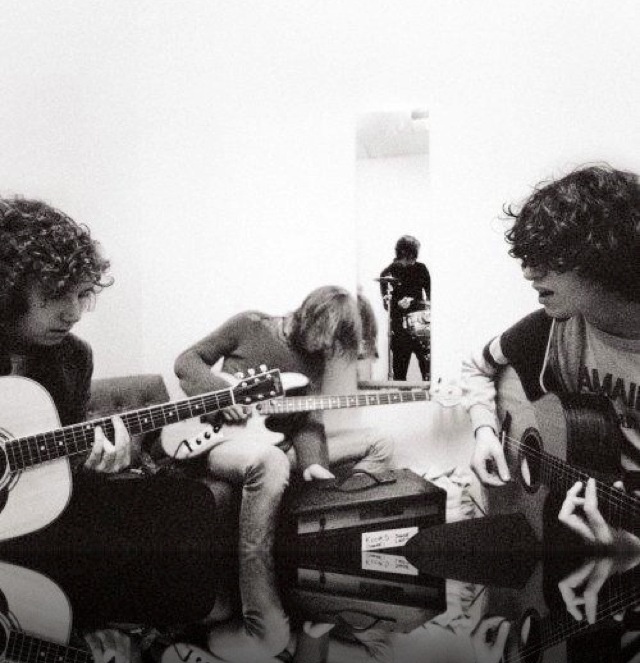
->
[470,425,511,487]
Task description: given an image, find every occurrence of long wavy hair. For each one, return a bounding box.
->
[0,198,113,322]
[287,286,362,361]
[504,164,640,302]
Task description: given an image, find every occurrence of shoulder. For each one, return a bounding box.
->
[500,309,553,353]
[227,310,271,328]
[218,310,275,338]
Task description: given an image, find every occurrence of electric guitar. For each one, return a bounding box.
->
[161,371,430,460]
[0,367,283,542]
[488,365,640,541]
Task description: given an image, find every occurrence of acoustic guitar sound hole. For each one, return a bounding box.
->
[518,609,542,663]
[519,427,542,494]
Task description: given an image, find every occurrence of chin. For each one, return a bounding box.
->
[543,305,574,319]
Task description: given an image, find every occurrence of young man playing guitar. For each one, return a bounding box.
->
[0,197,133,543]
[174,285,393,551]
[462,164,640,550]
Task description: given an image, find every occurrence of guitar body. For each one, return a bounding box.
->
[0,378,72,542]
[488,366,622,542]
[0,561,72,649]
[162,412,286,459]
[161,371,429,461]
[486,560,566,663]
[161,371,309,459]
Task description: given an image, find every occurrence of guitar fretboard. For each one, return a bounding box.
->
[503,437,640,536]
[5,388,240,473]
[505,567,640,663]
[257,390,428,414]
[6,630,92,663]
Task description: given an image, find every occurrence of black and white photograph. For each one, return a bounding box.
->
[0,2,639,661]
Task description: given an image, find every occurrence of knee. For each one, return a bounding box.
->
[368,432,395,461]
[244,446,290,494]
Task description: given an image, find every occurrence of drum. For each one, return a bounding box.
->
[403,308,430,338]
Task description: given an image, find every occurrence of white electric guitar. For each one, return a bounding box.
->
[0,367,283,542]
[161,371,430,460]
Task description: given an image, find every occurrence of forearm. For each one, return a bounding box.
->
[175,319,241,395]
[461,338,504,434]
[175,350,232,395]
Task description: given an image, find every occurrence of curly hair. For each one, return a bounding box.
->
[0,198,112,320]
[288,285,362,361]
[504,165,640,302]
[395,235,421,261]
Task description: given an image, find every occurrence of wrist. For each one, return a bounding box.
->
[474,424,497,441]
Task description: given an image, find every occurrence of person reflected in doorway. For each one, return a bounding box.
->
[379,235,431,381]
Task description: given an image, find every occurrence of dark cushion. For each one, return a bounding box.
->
[88,374,170,419]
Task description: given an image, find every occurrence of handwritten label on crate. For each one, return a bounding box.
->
[361,551,419,576]
[361,526,418,551]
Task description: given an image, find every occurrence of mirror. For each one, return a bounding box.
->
[355,109,431,386]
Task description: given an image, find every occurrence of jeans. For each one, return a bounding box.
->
[206,441,291,551]
[303,427,394,476]
[391,323,430,381]
[206,428,393,551]
[206,552,291,661]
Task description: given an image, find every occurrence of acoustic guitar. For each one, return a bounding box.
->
[0,560,80,663]
[161,371,430,460]
[488,365,639,542]
[0,367,283,542]
[487,558,640,663]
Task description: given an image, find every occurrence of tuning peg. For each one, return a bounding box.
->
[248,368,256,376]
[260,364,267,372]
[235,372,245,379]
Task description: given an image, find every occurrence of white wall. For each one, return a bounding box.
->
[1,0,640,394]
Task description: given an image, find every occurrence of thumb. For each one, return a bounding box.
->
[494,450,511,482]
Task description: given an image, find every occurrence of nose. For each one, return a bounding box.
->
[521,263,546,281]
[59,295,83,324]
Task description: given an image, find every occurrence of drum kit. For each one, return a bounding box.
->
[373,275,430,380]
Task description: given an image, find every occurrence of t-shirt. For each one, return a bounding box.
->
[575,321,640,472]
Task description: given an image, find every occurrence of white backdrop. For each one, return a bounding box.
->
[1,1,640,395]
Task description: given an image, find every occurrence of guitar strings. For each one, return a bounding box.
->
[5,388,239,469]
[505,574,640,662]
[500,433,640,519]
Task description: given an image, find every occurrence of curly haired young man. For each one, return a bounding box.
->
[0,197,131,468]
[462,164,640,549]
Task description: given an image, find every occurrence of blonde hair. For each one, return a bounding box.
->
[288,286,361,361]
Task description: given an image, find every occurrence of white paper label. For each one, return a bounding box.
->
[361,526,418,551]
[361,551,419,576]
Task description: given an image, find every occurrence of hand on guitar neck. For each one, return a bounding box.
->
[559,478,640,550]
[558,552,640,626]
[83,415,131,474]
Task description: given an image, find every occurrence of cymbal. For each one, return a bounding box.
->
[374,276,398,283]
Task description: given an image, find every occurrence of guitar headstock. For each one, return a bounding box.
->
[232,367,284,404]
